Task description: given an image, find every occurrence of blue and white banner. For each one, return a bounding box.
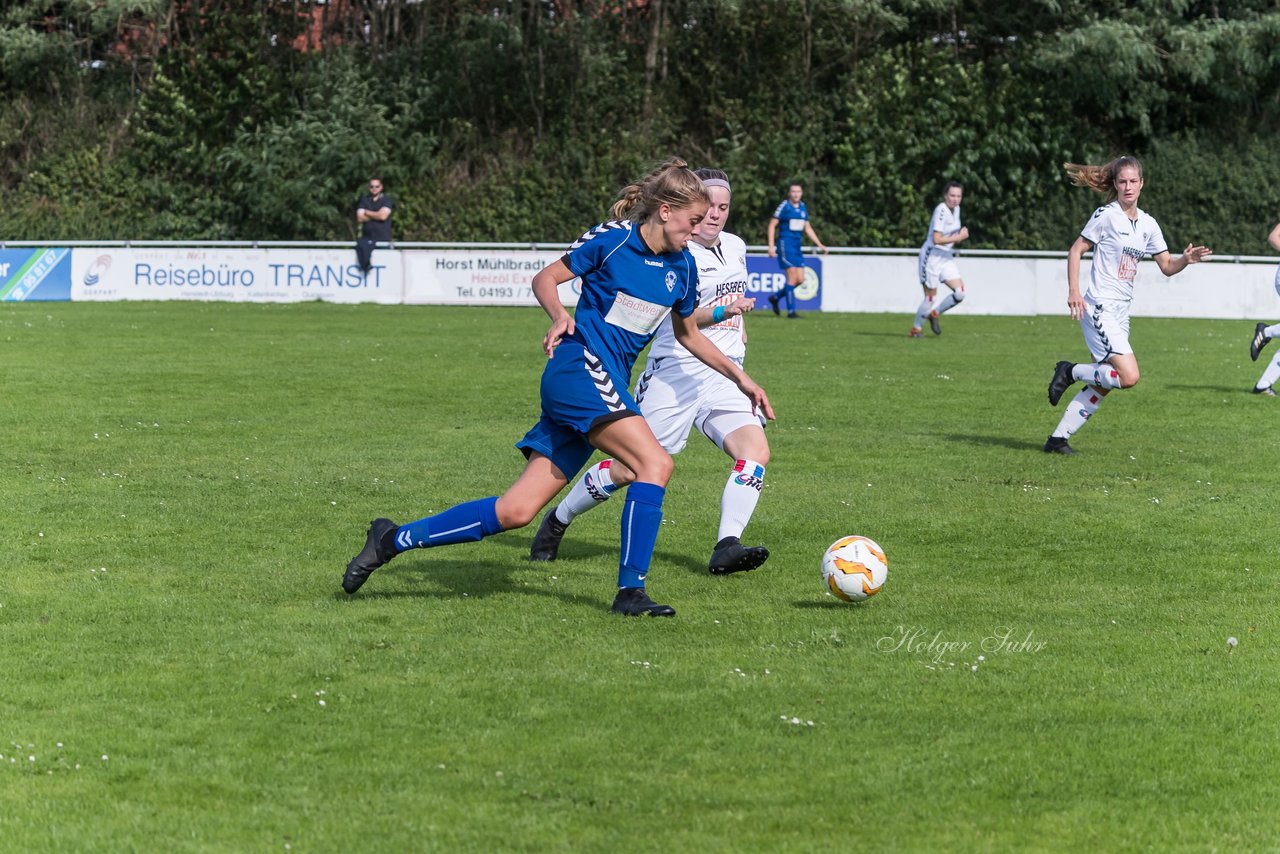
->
[0,248,72,301]
[70,247,402,304]
[746,255,823,312]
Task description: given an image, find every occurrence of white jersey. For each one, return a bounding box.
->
[1079,201,1168,303]
[920,202,962,259]
[648,232,748,363]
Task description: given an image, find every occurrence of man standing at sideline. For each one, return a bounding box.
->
[356,177,394,276]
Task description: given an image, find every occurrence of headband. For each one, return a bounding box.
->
[702,178,732,192]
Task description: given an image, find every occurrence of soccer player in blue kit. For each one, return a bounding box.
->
[342,159,774,616]
[766,183,827,318]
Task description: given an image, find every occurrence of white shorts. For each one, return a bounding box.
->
[633,356,762,455]
[918,248,960,289]
[1080,300,1133,362]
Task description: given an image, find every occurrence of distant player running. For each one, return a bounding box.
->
[766,183,827,318]
[1246,220,1280,396]
[1044,156,1212,454]
[341,159,773,617]
[910,181,969,337]
[530,169,771,575]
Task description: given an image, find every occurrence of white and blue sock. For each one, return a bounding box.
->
[912,296,934,329]
[1051,386,1103,440]
[1257,352,1280,391]
[393,496,504,551]
[718,460,765,542]
[1072,362,1122,390]
[618,482,665,589]
[557,459,618,523]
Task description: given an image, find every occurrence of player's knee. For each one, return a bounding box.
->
[635,450,674,486]
[494,496,541,530]
[1120,370,1140,389]
[952,287,966,303]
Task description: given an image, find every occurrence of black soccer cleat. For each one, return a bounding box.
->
[929,310,942,336]
[708,536,770,575]
[611,587,676,617]
[1252,385,1276,397]
[529,507,570,562]
[1250,322,1270,362]
[786,312,802,319]
[1048,360,1076,406]
[768,294,781,316]
[1043,436,1077,456]
[343,518,399,594]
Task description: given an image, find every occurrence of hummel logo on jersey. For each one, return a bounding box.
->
[568,220,630,250]
[644,259,664,268]
[700,266,717,273]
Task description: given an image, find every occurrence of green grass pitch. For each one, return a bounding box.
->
[2,301,1277,851]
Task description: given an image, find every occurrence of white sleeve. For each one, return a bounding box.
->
[1146,220,1168,256]
[1080,208,1109,245]
[930,204,947,234]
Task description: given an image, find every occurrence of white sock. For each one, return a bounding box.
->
[1257,353,1280,391]
[1072,362,1121,390]
[1265,324,1280,339]
[912,296,934,329]
[1051,386,1103,439]
[557,460,617,523]
[718,460,765,542]
[933,293,958,315]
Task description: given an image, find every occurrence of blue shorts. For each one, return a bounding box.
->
[776,242,804,270]
[516,340,640,479]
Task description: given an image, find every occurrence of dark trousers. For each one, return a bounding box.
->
[356,238,378,273]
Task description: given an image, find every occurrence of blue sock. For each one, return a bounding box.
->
[618,482,665,589]
[394,497,503,551]
[783,284,797,312]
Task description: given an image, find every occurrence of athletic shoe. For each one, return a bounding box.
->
[1250,322,1270,362]
[610,587,676,617]
[1043,436,1077,455]
[1252,385,1276,397]
[929,310,942,336]
[768,294,781,316]
[343,518,399,594]
[708,536,769,575]
[908,327,924,338]
[529,507,569,562]
[1048,360,1076,406]
[786,312,802,319]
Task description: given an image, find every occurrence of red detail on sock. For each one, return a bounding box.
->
[1089,395,1099,404]
[600,459,612,472]
[1109,370,1118,379]
[733,459,747,473]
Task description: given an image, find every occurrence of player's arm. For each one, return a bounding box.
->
[364,205,392,222]
[693,296,754,328]
[804,222,828,253]
[933,227,969,246]
[672,312,774,420]
[1066,236,1092,321]
[1268,222,1280,252]
[531,258,576,356]
[1152,244,1212,277]
[767,218,779,256]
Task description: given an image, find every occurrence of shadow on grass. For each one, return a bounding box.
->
[1165,383,1256,394]
[791,599,874,610]
[948,433,1045,452]
[487,532,709,577]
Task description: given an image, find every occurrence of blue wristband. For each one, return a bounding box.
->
[712,305,725,323]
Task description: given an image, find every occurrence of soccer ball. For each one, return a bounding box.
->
[822,536,888,602]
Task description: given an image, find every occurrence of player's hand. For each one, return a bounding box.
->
[1183,244,1212,264]
[726,297,755,316]
[767,245,776,258]
[543,314,574,357]
[818,244,829,255]
[738,378,775,422]
[1067,289,1085,321]
[956,227,969,242]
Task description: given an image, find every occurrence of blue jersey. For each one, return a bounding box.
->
[563,221,698,380]
[772,200,809,250]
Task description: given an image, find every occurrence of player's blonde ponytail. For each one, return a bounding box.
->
[1064,156,1144,204]
[610,158,710,223]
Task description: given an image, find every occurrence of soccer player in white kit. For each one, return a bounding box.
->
[1246,220,1280,395]
[910,181,969,337]
[1044,156,1212,454]
[529,168,772,574]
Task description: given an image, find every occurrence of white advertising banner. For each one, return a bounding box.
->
[401,249,578,306]
[70,247,402,304]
